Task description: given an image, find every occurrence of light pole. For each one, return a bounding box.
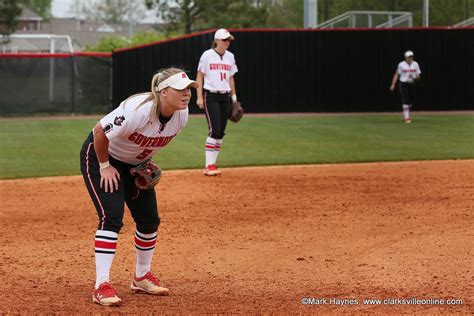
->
[304,0,318,28]
[423,0,429,27]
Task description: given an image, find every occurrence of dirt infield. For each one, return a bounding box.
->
[0,160,473,314]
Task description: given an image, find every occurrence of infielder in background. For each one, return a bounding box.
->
[196,28,238,176]
[80,67,198,306]
[390,50,421,123]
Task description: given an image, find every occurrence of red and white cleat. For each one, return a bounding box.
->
[131,272,170,295]
[92,282,122,306]
[405,118,412,123]
[204,164,222,176]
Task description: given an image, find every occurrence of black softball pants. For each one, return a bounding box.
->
[399,82,415,105]
[203,91,232,139]
[80,132,160,234]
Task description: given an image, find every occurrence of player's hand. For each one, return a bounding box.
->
[196,97,204,110]
[100,165,121,193]
[390,84,395,92]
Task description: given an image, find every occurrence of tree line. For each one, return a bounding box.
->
[148,0,472,33]
[1,0,472,37]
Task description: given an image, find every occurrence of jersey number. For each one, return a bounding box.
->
[136,149,152,160]
[220,72,227,81]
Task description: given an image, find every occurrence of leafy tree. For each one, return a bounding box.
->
[265,0,303,28]
[149,0,268,34]
[263,0,473,28]
[80,0,145,24]
[430,0,473,26]
[85,31,174,52]
[21,0,51,20]
[317,0,474,27]
[146,0,473,31]
[84,34,129,52]
[148,0,215,34]
[205,0,268,29]
[85,0,128,23]
[129,30,167,45]
[0,0,22,36]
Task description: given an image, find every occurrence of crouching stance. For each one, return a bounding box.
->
[80,67,198,306]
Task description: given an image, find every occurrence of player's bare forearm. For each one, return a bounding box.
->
[390,72,399,91]
[391,73,399,87]
[93,123,110,163]
[230,76,236,97]
[196,72,204,99]
[93,123,119,192]
[195,72,204,109]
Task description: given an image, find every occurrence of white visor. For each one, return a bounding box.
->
[157,72,199,92]
[215,28,234,40]
[404,50,414,58]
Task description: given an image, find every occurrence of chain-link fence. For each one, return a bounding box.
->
[0,52,111,116]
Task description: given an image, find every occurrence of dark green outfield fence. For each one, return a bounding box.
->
[1,27,473,116]
[113,27,474,113]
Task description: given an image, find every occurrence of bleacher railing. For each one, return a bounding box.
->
[317,11,413,29]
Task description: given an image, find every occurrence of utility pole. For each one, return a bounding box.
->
[304,0,318,28]
[423,0,429,27]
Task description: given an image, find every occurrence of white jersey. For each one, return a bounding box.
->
[197,49,238,92]
[99,93,188,164]
[397,61,421,83]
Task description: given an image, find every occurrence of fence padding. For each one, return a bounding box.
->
[113,28,474,113]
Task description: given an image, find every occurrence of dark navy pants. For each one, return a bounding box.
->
[399,82,415,105]
[80,132,160,234]
[203,91,232,139]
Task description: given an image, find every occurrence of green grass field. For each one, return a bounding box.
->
[0,114,473,179]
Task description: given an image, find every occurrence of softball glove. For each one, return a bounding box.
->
[230,101,244,123]
[130,160,162,190]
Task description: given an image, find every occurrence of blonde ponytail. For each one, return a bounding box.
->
[150,72,162,115]
[211,40,217,49]
[135,67,184,119]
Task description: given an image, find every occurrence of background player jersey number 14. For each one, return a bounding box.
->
[220,72,227,81]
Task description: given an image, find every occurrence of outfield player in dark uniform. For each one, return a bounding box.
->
[196,28,238,175]
[80,67,198,306]
[390,50,421,123]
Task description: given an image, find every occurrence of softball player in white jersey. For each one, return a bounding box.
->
[196,28,238,176]
[390,50,421,123]
[80,67,198,306]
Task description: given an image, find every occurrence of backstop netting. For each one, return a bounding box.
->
[0,53,111,116]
